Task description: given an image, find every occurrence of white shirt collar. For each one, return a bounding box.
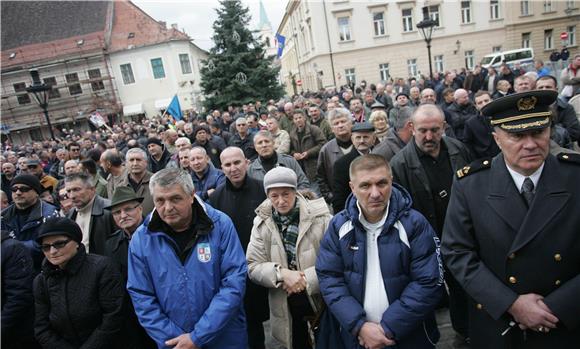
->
[505,161,544,193]
[357,200,390,230]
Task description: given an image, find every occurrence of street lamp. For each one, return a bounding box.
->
[26,69,55,140]
[416,18,437,81]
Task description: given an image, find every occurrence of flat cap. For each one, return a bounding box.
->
[352,122,375,133]
[370,101,386,109]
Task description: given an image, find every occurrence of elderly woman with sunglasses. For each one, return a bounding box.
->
[33,217,126,349]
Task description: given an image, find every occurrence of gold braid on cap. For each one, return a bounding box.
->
[499,117,550,130]
[490,112,552,125]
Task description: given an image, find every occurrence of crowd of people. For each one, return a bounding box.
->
[1,55,580,349]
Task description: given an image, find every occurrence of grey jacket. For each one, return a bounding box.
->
[315,138,351,202]
[247,154,310,190]
[372,128,407,161]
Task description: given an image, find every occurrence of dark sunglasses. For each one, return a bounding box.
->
[41,239,71,252]
[11,186,33,193]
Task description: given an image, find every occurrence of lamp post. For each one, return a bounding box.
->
[26,69,55,140]
[417,18,437,81]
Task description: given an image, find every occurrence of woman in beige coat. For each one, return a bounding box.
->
[247,167,331,349]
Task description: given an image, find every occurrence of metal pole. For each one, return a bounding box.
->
[322,0,337,88]
[427,41,433,81]
[42,106,56,140]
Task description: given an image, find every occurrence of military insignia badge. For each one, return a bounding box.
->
[197,242,211,263]
[516,96,537,111]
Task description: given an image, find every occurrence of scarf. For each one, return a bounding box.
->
[272,201,300,270]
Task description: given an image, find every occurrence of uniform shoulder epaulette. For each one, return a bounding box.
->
[456,158,492,179]
[557,152,580,165]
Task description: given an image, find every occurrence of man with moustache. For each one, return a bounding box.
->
[390,104,472,344]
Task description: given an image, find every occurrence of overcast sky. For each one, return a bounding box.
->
[132,0,287,51]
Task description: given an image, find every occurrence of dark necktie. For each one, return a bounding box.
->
[521,177,534,207]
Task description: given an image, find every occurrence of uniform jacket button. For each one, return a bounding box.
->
[509,276,517,284]
[554,254,562,262]
[508,253,516,260]
[555,280,561,286]
[476,303,483,310]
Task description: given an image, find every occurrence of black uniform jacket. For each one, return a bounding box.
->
[441,153,580,349]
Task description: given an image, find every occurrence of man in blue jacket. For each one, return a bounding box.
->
[127,168,247,349]
[316,154,443,349]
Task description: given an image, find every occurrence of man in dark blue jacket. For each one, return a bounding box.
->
[316,154,443,349]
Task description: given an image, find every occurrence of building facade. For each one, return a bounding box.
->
[0,0,207,145]
[277,0,580,94]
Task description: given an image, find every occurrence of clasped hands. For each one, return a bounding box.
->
[508,293,559,334]
[280,268,307,295]
[358,322,396,349]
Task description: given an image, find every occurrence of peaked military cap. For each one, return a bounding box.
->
[482,90,558,133]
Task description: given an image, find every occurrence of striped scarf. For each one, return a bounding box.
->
[272,201,300,270]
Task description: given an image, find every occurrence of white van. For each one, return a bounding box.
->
[480,48,534,69]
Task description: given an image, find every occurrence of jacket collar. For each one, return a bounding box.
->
[147,196,213,236]
[42,244,87,276]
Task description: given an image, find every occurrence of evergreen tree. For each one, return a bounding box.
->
[200,0,283,110]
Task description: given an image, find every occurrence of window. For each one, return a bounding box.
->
[434,55,444,73]
[544,30,553,50]
[492,46,502,53]
[65,73,82,95]
[120,64,135,85]
[461,1,472,24]
[338,17,351,41]
[308,21,315,51]
[150,58,166,79]
[379,63,390,82]
[522,32,531,48]
[13,82,30,105]
[43,77,61,99]
[402,9,413,32]
[407,59,418,77]
[179,54,192,74]
[464,50,475,69]
[543,0,553,12]
[566,1,575,9]
[568,25,577,46]
[373,12,386,36]
[490,0,500,19]
[345,68,356,85]
[521,0,531,15]
[88,69,105,91]
[427,5,440,27]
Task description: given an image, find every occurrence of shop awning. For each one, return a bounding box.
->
[123,104,143,116]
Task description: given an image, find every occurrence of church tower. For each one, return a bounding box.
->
[256,0,277,58]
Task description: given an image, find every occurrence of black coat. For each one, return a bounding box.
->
[1,231,37,348]
[331,147,361,213]
[147,149,172,173]
[390,137,472,235]
[33,247,126,349]
[103,229,157,349]
[441,154,580,349]
[208,175,269,323]
[463,113,501,160]
[446,102,478,142]
[67,196,116,256]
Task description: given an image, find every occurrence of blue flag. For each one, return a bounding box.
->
[166,95,183,121]
[276,33,286,58]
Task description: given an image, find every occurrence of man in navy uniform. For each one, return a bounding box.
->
[442,90,580,349]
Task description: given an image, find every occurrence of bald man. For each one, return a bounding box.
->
[446,88,478,141]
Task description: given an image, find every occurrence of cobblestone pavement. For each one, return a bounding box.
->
[263,308,470,349]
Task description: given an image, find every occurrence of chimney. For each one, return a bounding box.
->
[171,23,178,30]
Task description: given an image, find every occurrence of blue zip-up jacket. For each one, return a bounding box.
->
[191,165,226,201]
[127,197,247,349]
[316,184,443,349]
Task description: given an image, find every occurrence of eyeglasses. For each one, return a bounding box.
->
[70,148,80,152]
[11,186,33,193]
[112,204,140,217]
[41,239,71,252]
